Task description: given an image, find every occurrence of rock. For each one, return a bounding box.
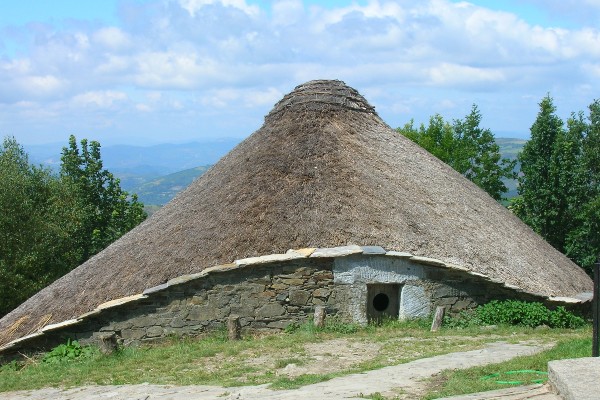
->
[256,303,285,318]
[361,246,387,255]
[310,245,363,258]
[289,290,310,305]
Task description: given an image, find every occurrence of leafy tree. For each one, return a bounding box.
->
[397,105,516,201]
[60,135,147,260]
[0,135,146,317]
[0,138,67,315]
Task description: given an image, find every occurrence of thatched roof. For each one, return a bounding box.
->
[0,80,592,345]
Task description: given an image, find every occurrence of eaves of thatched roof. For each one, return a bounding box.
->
[0,80,592,346]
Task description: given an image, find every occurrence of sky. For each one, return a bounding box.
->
[1,0,600,146]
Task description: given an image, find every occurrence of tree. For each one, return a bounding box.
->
[515,96,600,273]
[0,135,146,317]
[397,105,516,201]
[515,95,565,244]
[0,137,66,315]
[60,135,147,260]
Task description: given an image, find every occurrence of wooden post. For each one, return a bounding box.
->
[98,332,118,354]
[593,258,600,357]
[430,306,446,332]
[314,305,326,328]
[228,315,241,341]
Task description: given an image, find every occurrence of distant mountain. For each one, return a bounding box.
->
[132,165,212,206]
[25,137,241,191]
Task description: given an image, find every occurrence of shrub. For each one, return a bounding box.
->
[42,339,98,364]
[444,300,586,329]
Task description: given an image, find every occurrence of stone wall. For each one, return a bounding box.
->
[1,245,586,359]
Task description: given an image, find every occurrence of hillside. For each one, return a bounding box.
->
[132,165,212,206]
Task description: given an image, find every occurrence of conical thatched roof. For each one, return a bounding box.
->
[0,80,592,344]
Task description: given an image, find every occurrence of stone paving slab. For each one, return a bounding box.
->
[436,384,561,400]
[0,341,548,400]
[548,357,600,400]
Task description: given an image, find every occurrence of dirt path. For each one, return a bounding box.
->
[0,341,553,400]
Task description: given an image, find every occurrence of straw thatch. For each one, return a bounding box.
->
[0,80,592,345]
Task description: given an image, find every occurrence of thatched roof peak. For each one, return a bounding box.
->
[267,80,376,119]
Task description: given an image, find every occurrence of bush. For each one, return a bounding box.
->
[42,339,98,364]
[444,300,586,329]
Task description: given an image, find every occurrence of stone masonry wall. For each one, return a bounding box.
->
[53,258,336,347]
[2,245,584,360]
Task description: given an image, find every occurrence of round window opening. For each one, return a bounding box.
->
[373,293,390,312]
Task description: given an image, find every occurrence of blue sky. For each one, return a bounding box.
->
[1,0,600,146]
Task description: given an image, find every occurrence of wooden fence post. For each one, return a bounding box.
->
[228,315,241,341]
[314,306,326,328]
[430,306,446,332]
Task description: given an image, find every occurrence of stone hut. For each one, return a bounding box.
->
[0,80,592,355]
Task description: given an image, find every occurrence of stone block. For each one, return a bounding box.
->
[280,278,305,286]
[400,285,431,319]
[310,245,363,258]
[287,248,316,257]
[170,317,187,328]
[267,320,293,329]
[235,252,303,266]
[271,283,288,290]
[142,283,169,295]
[146,326,164,338]
[313,288,331,298]
[289,290,310,306]
[131,316,157,328]
[276,292,288,302]
[256,303,285,318]
[453,299,474,310]
[361,246,387,255]
[121,329,146,340]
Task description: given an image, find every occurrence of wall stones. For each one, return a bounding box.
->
[1,247,584,360]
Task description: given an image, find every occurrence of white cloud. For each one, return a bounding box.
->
[429,63,506,88]
[93,27,131,50]
[72,91,128,108]
[178,0,260,17]
[2,0,600,145]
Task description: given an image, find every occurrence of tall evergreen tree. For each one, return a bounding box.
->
[516,96,600,273]
[515,95,565,245]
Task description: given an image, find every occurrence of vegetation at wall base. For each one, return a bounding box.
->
[444,300,586,329]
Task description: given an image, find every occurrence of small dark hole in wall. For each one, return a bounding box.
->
[373,293,390,312]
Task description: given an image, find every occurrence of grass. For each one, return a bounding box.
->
[0,321,592,397]
[423,336,592,399]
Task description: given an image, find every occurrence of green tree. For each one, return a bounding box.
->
[0,135,146,317]
[397,105,516,201]
[0,137,67,316]
[515,96,600,272]
[515,95,565,244]
[60,135,147,260]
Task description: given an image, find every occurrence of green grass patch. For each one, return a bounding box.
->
[0,320,591,394]
[423,337,592,399]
